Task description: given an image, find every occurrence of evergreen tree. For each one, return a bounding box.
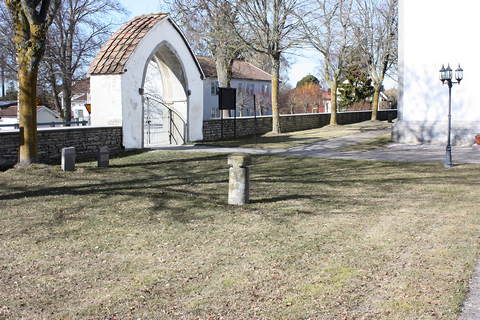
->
[338,48,374,111]
[296,75,319,88]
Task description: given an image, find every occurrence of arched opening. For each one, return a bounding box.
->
[90,14,205,148]
[142,43,188,147]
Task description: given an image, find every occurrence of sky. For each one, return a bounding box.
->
[118,0,394,89]
[118,0,320,87]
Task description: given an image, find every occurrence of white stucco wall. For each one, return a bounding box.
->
[395,0,480,145]
[90,75,123,126]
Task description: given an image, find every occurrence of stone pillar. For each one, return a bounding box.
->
[228,153,251,205]
[61,147,76,171]
[97,146,110,168]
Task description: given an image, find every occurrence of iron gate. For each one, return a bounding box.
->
[144,94,186,147]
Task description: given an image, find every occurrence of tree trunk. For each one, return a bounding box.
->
[62,78,72,124]
[330,81,338,125]
[215,55,233,118]
[371,85,380,121]
[18,67,39,166]
[271,55,281,133]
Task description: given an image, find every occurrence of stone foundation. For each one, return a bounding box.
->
[393,120,479,146]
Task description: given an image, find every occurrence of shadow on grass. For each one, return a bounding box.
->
[108,154,226,168]
[197,133,308,148]
[1,150,474,230]
[250,194,315,204]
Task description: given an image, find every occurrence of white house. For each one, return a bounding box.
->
[394,0,479,145]
[60,79,91,123]
[0,105,61,131]
[196,56,272,119]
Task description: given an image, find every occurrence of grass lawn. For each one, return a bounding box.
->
[1,150,479,319]
[198,120,392,150]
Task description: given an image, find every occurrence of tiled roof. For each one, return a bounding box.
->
[196,56,272,82]
[0,106,17,116]
[89,14,168,75]
[71,79,90,102]
[72,79,90,96]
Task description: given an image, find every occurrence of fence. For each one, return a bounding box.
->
[0,120,89,130]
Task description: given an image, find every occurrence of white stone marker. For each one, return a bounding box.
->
[97,146,110,168]
[228,153,251,205]
[61,147,76,171]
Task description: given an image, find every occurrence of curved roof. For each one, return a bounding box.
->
[89,14,204,78]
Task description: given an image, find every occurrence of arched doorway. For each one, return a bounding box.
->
[89,14,205,149]
[143,43,188,147]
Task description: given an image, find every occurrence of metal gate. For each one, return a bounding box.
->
[144,94,186,147]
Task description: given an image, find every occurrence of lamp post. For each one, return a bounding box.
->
[439,64,463,168]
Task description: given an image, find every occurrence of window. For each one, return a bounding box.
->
[324,101,331,113]
[262,84,270,94]
[248,83,254,94]
[211,80,219,96]
[211,107,220,119]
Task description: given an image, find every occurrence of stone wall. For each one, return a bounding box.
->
[202,110,397,141]
[0,126,123,167]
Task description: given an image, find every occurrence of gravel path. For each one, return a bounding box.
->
[460,262,480,320]
[154,129,480,165]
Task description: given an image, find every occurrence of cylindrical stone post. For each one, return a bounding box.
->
[228,153,251,205]
[61,147,76,171]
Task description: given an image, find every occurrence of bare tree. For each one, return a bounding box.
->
[300,0,355,125]
[165,0,242,117]
[0,3,18,96]
[226,0,303,133]
[354,0,398,120]
[43,0,125,122]
[6,0,61,166]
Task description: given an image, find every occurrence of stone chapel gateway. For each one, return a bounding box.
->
[88,14,272,149]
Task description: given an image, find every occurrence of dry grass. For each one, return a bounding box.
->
[1,150,479,319]
[198,120,392,150]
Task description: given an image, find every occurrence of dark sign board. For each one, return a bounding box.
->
[218,87,237,110]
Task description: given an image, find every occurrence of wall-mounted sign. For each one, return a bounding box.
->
[218,87,237,110]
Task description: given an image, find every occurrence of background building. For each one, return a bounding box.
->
[197,56,272,119]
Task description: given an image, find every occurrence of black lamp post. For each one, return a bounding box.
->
[439,64,463,168]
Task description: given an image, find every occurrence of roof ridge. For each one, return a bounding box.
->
[241,61,272,78]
